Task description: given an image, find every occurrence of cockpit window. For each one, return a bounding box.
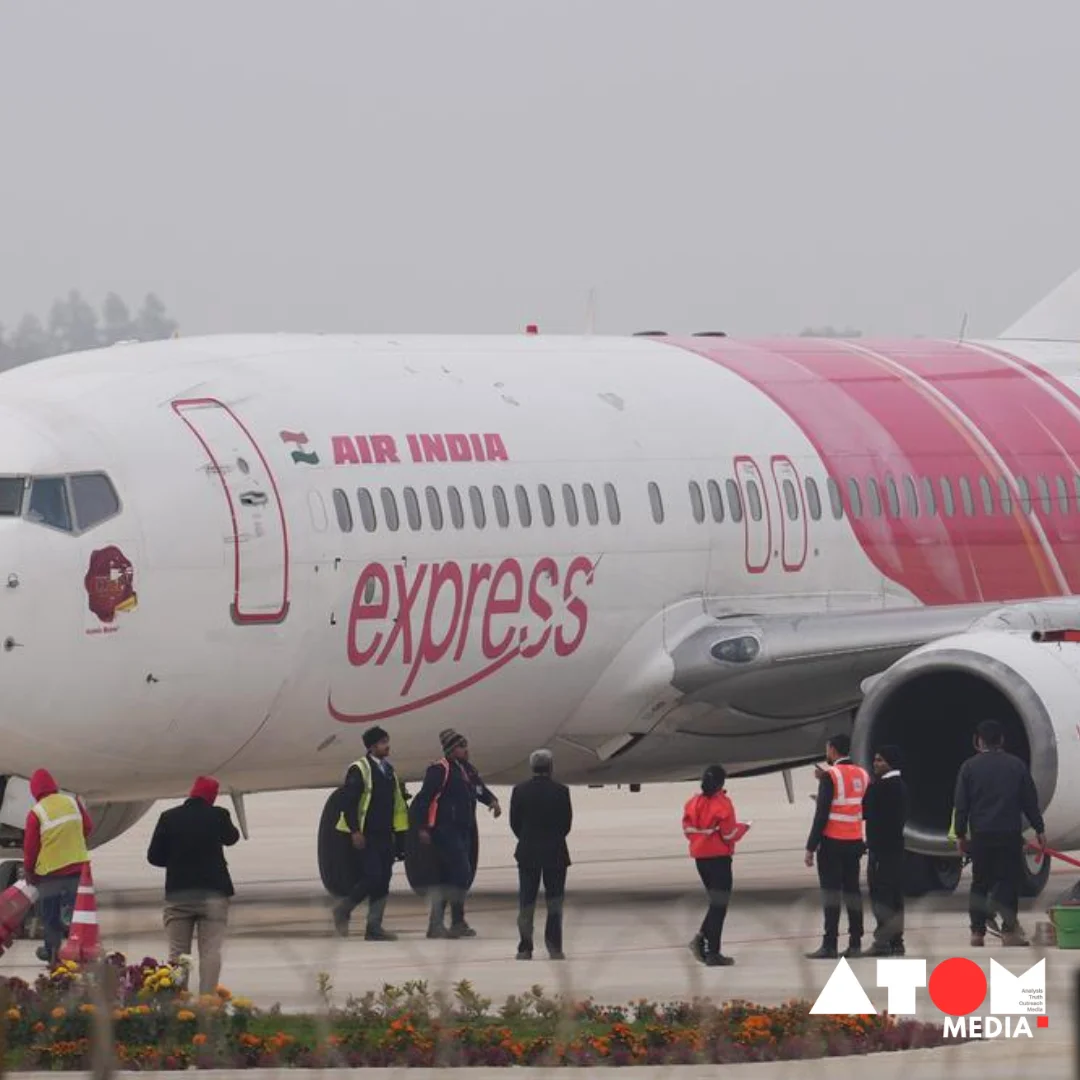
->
[0,478,25,516]
[27,478,72,532]
[70,474,120,530]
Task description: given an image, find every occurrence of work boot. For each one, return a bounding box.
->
[705,954,735,967]
[548,948,566,961]
[448,922,477,938]
[426,925,450,939]
[986,914,1002,938]
[842,941,863,959]
[36,945,52,965]
[806,943,838,960]
[1002,929,1030,947]
[970,931,986,947]
[891,939,906,957]
[516,948,532,960]
[867,941,893,958]
[427,890,448,938]
[688,934,707,965]
[365,897,397,940]
[332,900,353,938]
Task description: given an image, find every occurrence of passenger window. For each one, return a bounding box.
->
[826,477,843,519]
[538,484,556,526]
[980,476,994,515]
[358,488,378,532]
[492,486,510,528]
[332,489,353,532]
[885,475,901,518]
[515,485,532,527]
[998,477,1013,516]
[0,478,24,516]
[847,478,863,519]
[583,483,600,525]
[604,482,621,525]
[959,476,975,517]
[648,481,664,524]
[425,486,444,531]
[940,477,956,517]
[380,487,400,531]
[921,477,937,517]
[867,477,883,517]
[903,475,919,518]
[726,479,744,522]
[689,481,706,524]
[70,474,120,530]
[563,484,580,526]
[1057,475,1070,515]
[447,486,465,529]
[404,486,422,531]
[27,478,71,532]
[708,479,725,522]
[1018,476,1032,515]
[782,479,799,521]
[469,485,487,528]
[746,480,763,521]
[1037,474,1052,514]
[804,477,821,521]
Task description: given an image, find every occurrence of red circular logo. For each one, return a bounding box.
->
[928,957,988,1015]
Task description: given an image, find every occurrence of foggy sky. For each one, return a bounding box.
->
[2,1,1079,340]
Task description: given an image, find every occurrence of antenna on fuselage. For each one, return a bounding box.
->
[957,312,968,345]
[585,287,596,335]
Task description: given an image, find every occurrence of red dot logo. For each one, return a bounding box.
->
[928,958,988,1016]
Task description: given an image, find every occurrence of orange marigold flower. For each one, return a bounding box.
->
[50,1007,65,1019]
[192,1033,208,1047]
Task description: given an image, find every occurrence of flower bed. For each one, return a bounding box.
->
[0,953,952,1069]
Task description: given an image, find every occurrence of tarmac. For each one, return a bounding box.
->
[3,767,1079,1078]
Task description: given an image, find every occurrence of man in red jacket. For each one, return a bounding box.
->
[682,764,750,967]
[23,769,93,966]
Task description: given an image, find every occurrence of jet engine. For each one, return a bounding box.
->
[85,800,156,848]
[852,629,1080,898]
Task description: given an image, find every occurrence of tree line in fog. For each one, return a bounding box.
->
[0,290,179,369]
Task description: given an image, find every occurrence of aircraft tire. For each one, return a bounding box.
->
[1018,846,1051,898]
[403,823,480,895]
[902,852,961,897]
[316,790,354,899]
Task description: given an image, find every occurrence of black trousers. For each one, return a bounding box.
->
[867,850,905,948]
[817,838,864,947]
[340,838,395,922]
[695,856,733,954]
[970,832,1022,934]
[517,864,567,953]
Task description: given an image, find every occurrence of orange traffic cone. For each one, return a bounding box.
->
[0,879,38,957]
[58,864,101,963]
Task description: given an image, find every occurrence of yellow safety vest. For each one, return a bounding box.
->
[948,808,959,843]
[335,757,408,835]
[32,793,88,877]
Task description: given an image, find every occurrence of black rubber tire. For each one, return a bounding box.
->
[403,823,480,895]
[1018,845,1052,898]
[903,852,963,897]
[317,789,354,899]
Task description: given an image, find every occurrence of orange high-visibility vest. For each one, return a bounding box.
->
[822,762,869,842]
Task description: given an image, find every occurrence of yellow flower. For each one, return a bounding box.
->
[5,1008,20,1021]
[177,1010,196,1022]
[215,986,232,1001]
[51,1007,65,1019]
[232,997,252,1011]
[78,1004,96,1015]
[64,960,78,971]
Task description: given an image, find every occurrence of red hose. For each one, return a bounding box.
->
[1025,844,1080,869]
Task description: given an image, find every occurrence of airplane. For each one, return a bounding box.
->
[3,266,1080,909]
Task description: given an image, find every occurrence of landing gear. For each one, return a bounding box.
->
[903,852,962,897]
[316,790,352,899]
[403,824,479,896]
[1018,845,1052,898]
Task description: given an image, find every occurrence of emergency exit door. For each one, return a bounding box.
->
[172,398,290,624]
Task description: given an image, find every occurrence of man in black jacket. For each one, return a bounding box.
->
[954,719,1046,947]
[332,725,410,940]
[147,776,240,994]
[864,745,909,957]
[411,728,501,939]
[510,749,572,961]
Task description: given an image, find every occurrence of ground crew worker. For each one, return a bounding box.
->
[411,728,501,939]
[23,769,93,967]
[510,749,572,961]
[147,776,241,994]
[953,719,1046,947]
[331,725,409,940]
[863,745,909,957]
[805,734,869,959]
[683,764,750,967]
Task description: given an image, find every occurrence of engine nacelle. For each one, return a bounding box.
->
[84,800,156,848]
[853,630,1080,864]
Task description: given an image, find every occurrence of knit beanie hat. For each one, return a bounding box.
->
[440,728,467,754]
[876,745,903,771]
[364,725,390,750]
[190,776,220,804]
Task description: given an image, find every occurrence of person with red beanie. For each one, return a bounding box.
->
[682,764,750,967]
[147,776,240,994]
[24,768,93,966]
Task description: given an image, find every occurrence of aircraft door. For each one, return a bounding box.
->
[734,455,771,574]
[771,455,808,571]
[172,398,290,624]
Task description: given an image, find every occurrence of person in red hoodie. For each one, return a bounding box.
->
[682,764,749,967]
[23,768,93,966]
